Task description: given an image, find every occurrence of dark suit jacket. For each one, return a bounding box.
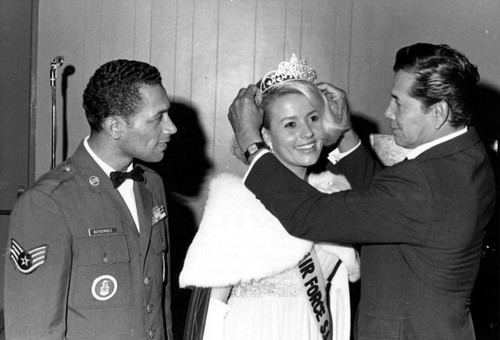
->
[246,127,495,339]
[4,142,173,340]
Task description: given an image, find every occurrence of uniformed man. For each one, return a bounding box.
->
[4,60,177,339]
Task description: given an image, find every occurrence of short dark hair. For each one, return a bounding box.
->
[393,43,480,127]
[83,59,162,131]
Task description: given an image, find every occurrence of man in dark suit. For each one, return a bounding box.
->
[4,60,176,339]
[228,43,496,339]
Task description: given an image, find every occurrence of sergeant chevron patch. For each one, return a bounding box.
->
[9,238,48,274]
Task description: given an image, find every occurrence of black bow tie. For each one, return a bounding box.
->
[110,166,144,188]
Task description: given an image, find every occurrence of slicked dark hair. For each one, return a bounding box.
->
[393,43,480,127]
[83,59,162,131]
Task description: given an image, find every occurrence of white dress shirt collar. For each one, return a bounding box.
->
[406,127,468,160]
[83,136,140,231]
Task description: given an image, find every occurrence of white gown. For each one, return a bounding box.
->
[180,172,359,340]
[225,245,351,340]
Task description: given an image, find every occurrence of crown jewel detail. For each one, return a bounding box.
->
[260,54,317,93]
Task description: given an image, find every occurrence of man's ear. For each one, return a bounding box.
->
[103,116,123,140]
[432,101,450,130]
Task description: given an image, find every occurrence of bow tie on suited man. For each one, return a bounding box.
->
[110,165,144,188]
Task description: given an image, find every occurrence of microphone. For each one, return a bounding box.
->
[50,56,65,86]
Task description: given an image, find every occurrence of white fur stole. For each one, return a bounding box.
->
[179,171,353,288]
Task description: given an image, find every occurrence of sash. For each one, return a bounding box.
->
[297,249,336,340]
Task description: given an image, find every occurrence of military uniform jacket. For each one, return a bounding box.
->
[246,127,496,340]
[4,142,174,340]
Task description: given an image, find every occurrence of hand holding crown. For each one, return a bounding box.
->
[228,54,359,155]
[228,85,264,152]
[317,82,357,149]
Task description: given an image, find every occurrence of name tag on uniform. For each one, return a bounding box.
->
[152,205,166,225]
[88,227,118,237]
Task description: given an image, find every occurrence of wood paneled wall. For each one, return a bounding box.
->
[34,0,500,222]
[347,1,500,132]
[35,0,353,221]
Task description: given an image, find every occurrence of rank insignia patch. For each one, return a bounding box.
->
[9,238,48,274]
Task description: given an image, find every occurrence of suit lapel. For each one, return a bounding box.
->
[135,180,153,268]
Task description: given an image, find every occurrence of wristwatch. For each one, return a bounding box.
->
[244,142,268,161]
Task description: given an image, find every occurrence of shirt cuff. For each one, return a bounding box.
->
[327,140,361,165]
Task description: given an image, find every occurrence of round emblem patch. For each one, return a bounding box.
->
[91,275,118,301]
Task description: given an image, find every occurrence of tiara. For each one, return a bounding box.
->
[260,54,317,93]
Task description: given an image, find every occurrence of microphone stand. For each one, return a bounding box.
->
[50,56,64,169]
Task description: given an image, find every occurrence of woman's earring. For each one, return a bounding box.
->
[268,143,274,154]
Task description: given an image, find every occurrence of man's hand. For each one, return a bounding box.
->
[317,82,352,146]
[228,85,264,151]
